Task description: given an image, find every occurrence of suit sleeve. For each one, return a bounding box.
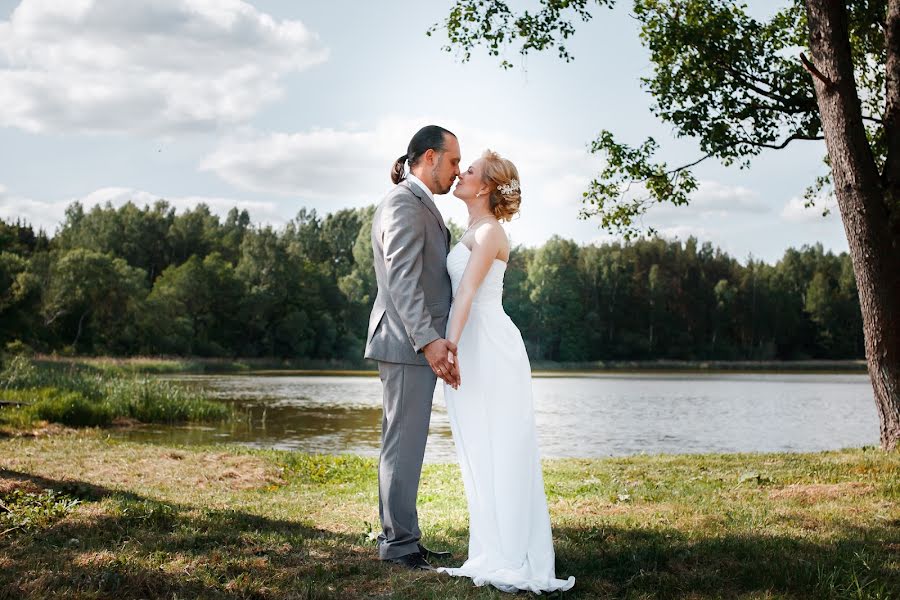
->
[380,194,441,353]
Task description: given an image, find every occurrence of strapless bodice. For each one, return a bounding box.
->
[447,242,507,309]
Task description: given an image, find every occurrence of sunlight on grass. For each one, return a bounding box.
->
[0,433,896,599]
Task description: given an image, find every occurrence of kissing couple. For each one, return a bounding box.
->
[364,125,575,594]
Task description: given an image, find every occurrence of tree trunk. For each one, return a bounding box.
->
[73,309,88,348]
[805,0,900,450]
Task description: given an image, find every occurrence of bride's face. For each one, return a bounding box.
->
[452,158,488,201]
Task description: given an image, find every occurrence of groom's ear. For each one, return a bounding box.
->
[422,148,436,166]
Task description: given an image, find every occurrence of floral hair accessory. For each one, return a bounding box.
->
[497,179,520,196]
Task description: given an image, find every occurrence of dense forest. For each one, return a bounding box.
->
[0,200,863,362]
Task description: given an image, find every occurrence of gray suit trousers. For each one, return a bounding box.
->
[376,360,437,559]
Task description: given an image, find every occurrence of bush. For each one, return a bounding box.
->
[0,357,230,428]
[29,390,114,427]
[4,340,34,357]
[105,378,229,424]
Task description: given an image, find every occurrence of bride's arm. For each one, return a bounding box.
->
[446,224,505,347]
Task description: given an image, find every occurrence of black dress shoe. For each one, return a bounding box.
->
[417,543,452,560]
[383,551,434,571]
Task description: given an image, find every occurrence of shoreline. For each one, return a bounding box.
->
[30,354,868,376]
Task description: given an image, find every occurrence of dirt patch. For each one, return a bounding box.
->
[768,482,875,502]
[71,549,118,568]
[0,477,44,495]
[0,441,285,496]
[4,423,77,438]
[110,416,142,428]
[126,450,285,491]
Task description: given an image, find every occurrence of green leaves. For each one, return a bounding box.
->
[432,0,892,237]
[581,129,698,240]
[0,488,82,535]
[636,0,822,164]
[42,248,148,352]
[429,0,613,69]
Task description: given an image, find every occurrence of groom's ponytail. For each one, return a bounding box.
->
[390,125,456,184]
[391,154,408,184]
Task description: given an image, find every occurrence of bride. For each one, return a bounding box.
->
[436,149,576,594]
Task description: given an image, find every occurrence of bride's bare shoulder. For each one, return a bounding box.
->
[473,220,510,260]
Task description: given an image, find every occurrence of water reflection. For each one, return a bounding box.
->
[109,373,879,462]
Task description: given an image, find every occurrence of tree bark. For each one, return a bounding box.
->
[885,0,900,243]
[805,0,900,450]
[73,309,88,348]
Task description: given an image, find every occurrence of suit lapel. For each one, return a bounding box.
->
[403,180,449,249]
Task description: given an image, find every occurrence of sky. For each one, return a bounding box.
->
[0,0,849,264]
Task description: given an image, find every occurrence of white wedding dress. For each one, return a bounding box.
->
[436,242,575,594]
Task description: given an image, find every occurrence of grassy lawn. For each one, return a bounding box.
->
[0,431,896,599]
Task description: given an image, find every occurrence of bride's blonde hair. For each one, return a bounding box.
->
[480,149,521,223]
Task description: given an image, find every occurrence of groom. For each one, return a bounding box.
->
[364,125,462,570]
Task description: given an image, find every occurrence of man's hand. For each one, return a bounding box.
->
[423,338,460,388]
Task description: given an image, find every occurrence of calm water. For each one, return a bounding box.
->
[109,372,879,461]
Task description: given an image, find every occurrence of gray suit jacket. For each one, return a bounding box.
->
[364,179,452,365]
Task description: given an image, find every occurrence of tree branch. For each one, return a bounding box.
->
[800,52,835,89]
[720,62,798,105]
[625,132,821,188]
[752,133,825,150]
[668,152,715,174]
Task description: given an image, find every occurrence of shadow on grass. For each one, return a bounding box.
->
[547,522,898,599]
[0,469,373,600]
[2,468,896,599]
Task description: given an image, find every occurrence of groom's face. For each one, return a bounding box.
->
[430,134,461,195]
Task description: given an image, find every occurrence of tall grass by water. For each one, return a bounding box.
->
[0,355,230,430]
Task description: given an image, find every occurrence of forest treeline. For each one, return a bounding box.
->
[0,200,863,362]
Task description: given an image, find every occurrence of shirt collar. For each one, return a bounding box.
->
[406,173,434,202]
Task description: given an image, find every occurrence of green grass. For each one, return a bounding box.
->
[31,354,375,375]
[0,433,896,599]
[0,356,231,430]
[19,354,870,380]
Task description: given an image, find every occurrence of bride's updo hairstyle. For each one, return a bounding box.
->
[391,125,456,184]
[480,149,521,222]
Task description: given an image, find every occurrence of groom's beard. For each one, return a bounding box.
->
[431,159,454,195]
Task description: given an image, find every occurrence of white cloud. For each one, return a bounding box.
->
[0,0,328,134]
[201,115,604,197]
[691,180,767,213]
[655,225,721,246]
[200,115,609,248]
[199,117,787,252]
[0,184,284,234]
[643,179,768,223]
[781,193,839,223]
[200,125,393,200]
[0,187,72,233]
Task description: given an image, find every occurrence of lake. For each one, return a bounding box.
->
[108,372,880,461]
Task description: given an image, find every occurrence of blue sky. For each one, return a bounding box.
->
[0,0,847,263]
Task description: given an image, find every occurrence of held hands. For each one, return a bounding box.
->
[423,338,461,389]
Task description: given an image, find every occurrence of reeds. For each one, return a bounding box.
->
[0,355,230,428]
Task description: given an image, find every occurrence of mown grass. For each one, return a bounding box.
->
[0,433,896,599]
[0,356,231,430]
